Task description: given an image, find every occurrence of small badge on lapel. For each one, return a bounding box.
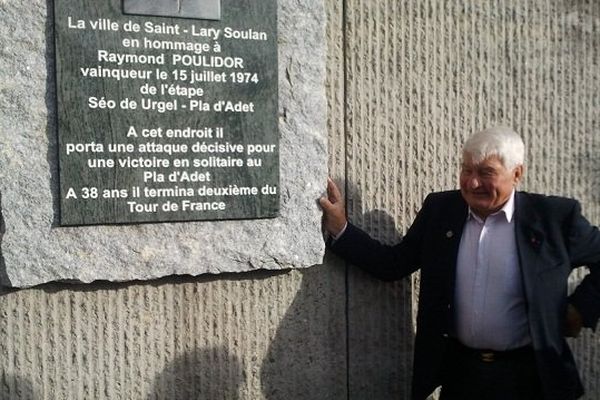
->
[522,227,544,252]
[446,230,454,238]
[530,235,542,250]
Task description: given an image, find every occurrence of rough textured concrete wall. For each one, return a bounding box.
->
[342,1,599,399]
[0,269,347,399]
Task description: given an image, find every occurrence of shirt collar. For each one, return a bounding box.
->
[468,189,516,223]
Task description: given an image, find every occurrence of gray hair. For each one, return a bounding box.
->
[463,126,525,169]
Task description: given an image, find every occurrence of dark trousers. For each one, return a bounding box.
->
[440,339,543,400]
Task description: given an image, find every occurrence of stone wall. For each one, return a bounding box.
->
[0,0,327,287]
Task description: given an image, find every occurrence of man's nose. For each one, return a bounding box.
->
[469,176,480,189]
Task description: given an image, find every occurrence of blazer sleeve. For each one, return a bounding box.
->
[328,195,433,281]
[567,201,600,329]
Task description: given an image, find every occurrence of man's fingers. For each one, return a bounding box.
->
[321,179,347,236]
[319,196,333,211]
[327,178,342,203]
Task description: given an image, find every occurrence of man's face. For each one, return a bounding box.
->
[460,153,523,218]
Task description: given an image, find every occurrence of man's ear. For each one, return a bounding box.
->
[513,164,524,185]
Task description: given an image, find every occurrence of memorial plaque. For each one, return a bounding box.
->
[123,0,221,20]
[54,0,278,225]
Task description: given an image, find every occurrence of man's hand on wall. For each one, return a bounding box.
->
[319,178,347,237]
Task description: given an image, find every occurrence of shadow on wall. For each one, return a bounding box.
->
[261,180,414,399]
[0,192,11,287]
[343,181,415,399]
[147,346,243,400]
[260,255,347,399]
[0,372,36,400]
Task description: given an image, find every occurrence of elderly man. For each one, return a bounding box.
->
[320,127,600,400]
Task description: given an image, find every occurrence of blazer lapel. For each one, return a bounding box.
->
[514,192,546,296]
[443,194,469,302]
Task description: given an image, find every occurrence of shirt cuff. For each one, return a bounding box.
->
[331,222,348,241]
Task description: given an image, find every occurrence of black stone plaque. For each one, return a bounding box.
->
[54,0,278,225]
[123,0,221,20]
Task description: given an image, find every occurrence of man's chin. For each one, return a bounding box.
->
[465,199,492,212]
[464,194,490,204]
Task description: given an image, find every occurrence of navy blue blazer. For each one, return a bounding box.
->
[330,190,600,400]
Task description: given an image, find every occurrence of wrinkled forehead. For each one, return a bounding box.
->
[461,151,504,166]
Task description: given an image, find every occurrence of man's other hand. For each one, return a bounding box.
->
[319,178,347,237]
[564,304,584,338]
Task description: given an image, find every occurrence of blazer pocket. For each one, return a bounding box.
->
[536,260,569,278]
